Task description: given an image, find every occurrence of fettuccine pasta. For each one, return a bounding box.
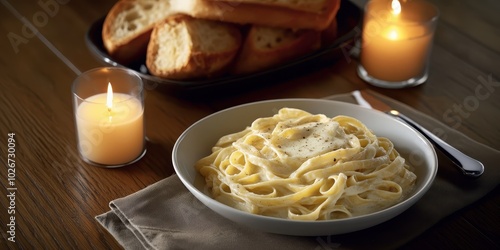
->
[195,108,417,220]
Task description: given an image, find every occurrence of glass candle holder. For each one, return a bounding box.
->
[72,67,146,168]
[357,0,439,89]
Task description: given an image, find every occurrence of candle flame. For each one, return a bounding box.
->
[106,82,113,111]
[392,0,401,15]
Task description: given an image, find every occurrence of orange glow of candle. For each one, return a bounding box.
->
[388,29,399,40]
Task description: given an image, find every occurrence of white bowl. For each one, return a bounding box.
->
[172,99,438,236]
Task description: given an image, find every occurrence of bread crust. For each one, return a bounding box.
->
[320,16,339,46]
[205,0,331,13]
[175,0,341,31]
[146,15,242,79]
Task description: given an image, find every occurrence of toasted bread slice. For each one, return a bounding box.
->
[232,25,321,75]
[174,0,341,30]
[146,14,242,79]
[206,0,331,13]
[102,0,176,64]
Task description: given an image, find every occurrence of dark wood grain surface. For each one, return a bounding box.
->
[0,0,498,249]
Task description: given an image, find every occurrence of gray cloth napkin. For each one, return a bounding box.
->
[96,91,500,250]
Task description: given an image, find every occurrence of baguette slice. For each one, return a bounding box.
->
[102,0,176,64]
[146,14,242,79]
[174,0,341,30]
[206,0,331,13]
[232,25,321,75]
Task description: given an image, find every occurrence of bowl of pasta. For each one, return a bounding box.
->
[172,99,438,236]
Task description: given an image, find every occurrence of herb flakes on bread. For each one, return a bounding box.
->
[232,25,321,75]
[100,0,343,80]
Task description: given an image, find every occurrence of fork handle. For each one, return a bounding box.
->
[391,112,484,177]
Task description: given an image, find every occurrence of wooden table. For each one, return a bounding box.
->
[1,0,498,249]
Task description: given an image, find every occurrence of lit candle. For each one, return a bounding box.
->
[75,82,144,166]
[359,0,439,87]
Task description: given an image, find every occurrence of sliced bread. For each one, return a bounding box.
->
[146,14,242,79]
[174,0,341,31]
[205,0,332,13]
[102,0,176,64]
[232,25,321,75]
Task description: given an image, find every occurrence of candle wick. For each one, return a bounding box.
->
[108,108,112,123]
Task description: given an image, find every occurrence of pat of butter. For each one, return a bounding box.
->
[271,119,356,160]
